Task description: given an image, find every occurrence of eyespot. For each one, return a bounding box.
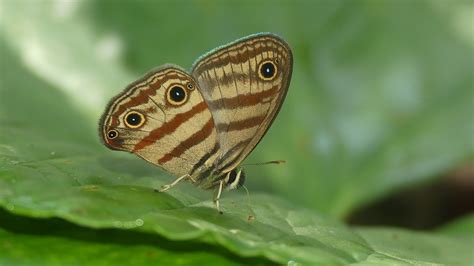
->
[258,60,278,80]
[167,85,188,105]
[186,82,194,90]
[124,111,145,128]
[107,129,118,139]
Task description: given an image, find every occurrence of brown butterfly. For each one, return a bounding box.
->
[99,33,293,212]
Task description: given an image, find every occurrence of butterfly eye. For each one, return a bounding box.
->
[167,85,188,105]
[107,129,118,139]
[124,111,145,128]
[258,60,278,81]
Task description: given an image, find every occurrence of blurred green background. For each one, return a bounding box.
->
[2,0,473,219]
[1,0,474,264]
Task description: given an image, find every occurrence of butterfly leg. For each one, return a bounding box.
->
[213,180,224,214]
[157,174,190,192]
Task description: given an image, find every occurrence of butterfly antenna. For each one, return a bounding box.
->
[242,160,286,167]
[242,185,256,221]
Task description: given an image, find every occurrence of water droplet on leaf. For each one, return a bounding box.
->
[135,219,144,227]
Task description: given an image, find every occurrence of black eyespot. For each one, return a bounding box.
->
[167,85,187,105]
[126,113,141,126]
[258,60,277,80]
[107,130,118,139]
[124,111,145,128]
[170,86,185,101]
[187,82,194,90]
[261,62,275,78]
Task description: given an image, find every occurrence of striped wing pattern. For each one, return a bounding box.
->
[99,67,219,178]
[192,34,293,173]
[99,34,292,190]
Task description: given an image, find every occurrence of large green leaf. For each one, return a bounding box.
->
[1,1,474,265]
[0,38,364,265]
[1,32,474,265]
[2,0,472,219]
[436,214,474,238]
[0,46,368,263]
[355,227,474,265]
[0,210,263,266]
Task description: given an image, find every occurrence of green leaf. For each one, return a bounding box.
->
[0,38,366,265]
[355,227,474,265]
[0,209,267,266]
[2,35,474,265]
[1,1,474,265]
[435,214,474,238]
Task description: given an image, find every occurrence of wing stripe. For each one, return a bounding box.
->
[158,117,215,164]
[190,34,293,177]
[216,113,267,132]
[190,142,220,175]
[216,140,249,172]
[193,38,286,75]
[209,84,279,109]
[225,49,241,136]
[133,101,208,152]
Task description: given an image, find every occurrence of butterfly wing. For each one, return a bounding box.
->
[191,33,293,173]
[99,66,220,179]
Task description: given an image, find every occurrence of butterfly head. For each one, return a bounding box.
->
[224,168,246,190]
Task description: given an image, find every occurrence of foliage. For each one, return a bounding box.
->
[1,0,473,264]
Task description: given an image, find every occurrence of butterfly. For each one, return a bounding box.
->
[99,33,293,212]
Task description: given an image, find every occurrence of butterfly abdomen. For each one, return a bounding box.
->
[194,167,245,191]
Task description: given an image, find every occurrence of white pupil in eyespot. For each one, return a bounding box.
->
[108,130,117,138]
[261,62,275,78]
[170,86,185,102]
[126,113,141,126]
